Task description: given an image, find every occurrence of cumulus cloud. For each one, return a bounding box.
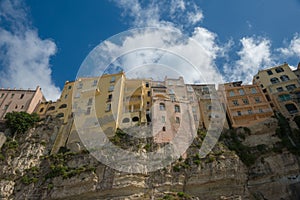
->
[278,33,300,58]
[223,37,273,83]
[91,0,222,85]
[0,0,60,100]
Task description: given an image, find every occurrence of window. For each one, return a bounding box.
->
[169,89,175,94]
[75,93,80,98]
[68,85,72,90]
[4,105,8,110]
[207,105,212,110]
[260,84,264,88]
[242,99,249,104]
[280,75,290,81]
[110,76,116,83]
[239,89,245,95]
[170,95,176,102]
[159,103,165,111]
[147,101,150,107]
[39,108,44,112]
[87,98,93,106]
[237,111,242,116]
[21,105,24,109]
[256,76,260,79]
[187,86,193,92]
[56,113,64,118]
[105,104,111,112]
[92,80,97,86]
[248,109,252,114]
[11,93,14,98]
[109,85,114,92]
[175,105,180,113]
[229,91,235,97]
[233,100,239,106]
[132,116,139,122]
[107,94,112,102]
[64,94,68,99]
[286,84,296,91]
[86,107,91,115]
[267,70,273,75]
[0,93,4,98]
[259,108,263,113]
[147,91,151,97]
[47,106,55,111]
[270,77,280,84]
[20,94,24,99]
[175,117,180,124]
[193,115,198,121]
[277,87,284,92]
[15,105,18,109]
[161,116,165,123]
[122,118,130,123]
[162,126,166,131]
[145,82,149,87]
[59,104,67,109]
[275,67,284,73]
[254,97,261,103]
[278,94,291,101]
[285,103,298,114]
[77,82,83,89]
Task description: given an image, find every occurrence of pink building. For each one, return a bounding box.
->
[151,77,198,143]
[0,86,45,120]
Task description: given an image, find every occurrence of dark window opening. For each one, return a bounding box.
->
[132,116,139,122]
[122,118,130,123]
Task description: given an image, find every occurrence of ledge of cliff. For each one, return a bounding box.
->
[0,116,300,200]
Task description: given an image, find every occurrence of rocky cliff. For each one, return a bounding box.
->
[0,117,300,200]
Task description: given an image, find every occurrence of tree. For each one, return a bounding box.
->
[4,112,39,136]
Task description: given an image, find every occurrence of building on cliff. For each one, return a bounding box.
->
[219,81,273,128]
[0,86,45,120]
[253,63,300,119]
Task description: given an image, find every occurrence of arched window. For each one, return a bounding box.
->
[47,106,55,111]
[39,107,44,112]
[285,103,298,114]
[132,116,139,122]
[159,103,165,111]
[270,77,280,84]
[122,118,130,123]
[280,75,290,81]
[162,126,166,131]
[59,104,67,109]
[175,105,180,113]
[56,113,64,118]
[275,67,284,73]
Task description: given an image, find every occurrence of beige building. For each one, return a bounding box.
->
[191,84,228,130]
[219,81,273,128]
[0,86,45,120]
[253,63,300,118]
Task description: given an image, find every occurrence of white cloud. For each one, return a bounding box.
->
[278,33,300,58]
[223,37,273,84]
[0,0,60,100]
[97,0,222,85]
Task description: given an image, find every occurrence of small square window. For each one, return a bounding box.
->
[267,70,273,75]
[229,91,235,97]
[109,85,114,92]
[237,111,241,116]
[110,76,116,83]
[175,117,180,124]
[251,88,257,94]
[105,103,111,112]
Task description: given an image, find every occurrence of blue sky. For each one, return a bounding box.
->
[0,0,300,100]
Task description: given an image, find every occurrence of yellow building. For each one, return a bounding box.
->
[219,81,273,128]
[35,81,74,123]
[119,79,151,129]
[191,84,228,130]
[253,63,300,119]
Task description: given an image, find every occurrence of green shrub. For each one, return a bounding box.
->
[5,111,39,136]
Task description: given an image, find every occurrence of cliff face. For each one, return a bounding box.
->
[0,117,300,200]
